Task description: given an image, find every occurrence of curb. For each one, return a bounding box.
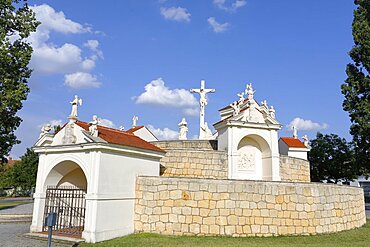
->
[24,232,85,245]
[0,214,32,223]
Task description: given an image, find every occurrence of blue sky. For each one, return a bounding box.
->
[11,0,356,157]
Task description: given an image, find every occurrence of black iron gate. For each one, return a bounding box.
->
[43,186,86,237]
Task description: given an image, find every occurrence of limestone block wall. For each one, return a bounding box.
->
[152,141,227,179]
[135,177,366,237]
[280,156,310,183]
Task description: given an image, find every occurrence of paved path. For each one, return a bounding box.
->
[0,201,33,215]
[366,210,370,219]
[0,223,73,247]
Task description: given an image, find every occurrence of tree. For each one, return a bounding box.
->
[309,133,357,183]
[341,0,370,173]
[0,0,39,162]
[2,148,38,195]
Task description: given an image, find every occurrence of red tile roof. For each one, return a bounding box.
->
[280,137,306,148]
[7,158,19,168]
[75,121,165,153]
[126,126,144,134]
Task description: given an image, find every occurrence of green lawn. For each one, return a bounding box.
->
[0,201,29,210]
[81,221,370,247]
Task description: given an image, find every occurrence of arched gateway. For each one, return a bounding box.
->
[31,115,165,242]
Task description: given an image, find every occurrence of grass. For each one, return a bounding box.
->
[0,201,29,210]
[81,221,370,247]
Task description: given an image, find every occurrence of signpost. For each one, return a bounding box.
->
[45,212,57,247]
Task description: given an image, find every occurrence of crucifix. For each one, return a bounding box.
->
[190,80,215,139]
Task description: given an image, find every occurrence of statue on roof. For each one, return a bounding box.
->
[245,83,256,100]
[261,100,268,108]
[39,124,52,138]
[269,106,276,118]
[230,101,240,116]
[292,125,298,139]
[132,115,139,127]
[302,134,309,147]
[70,95,82,119]
[89,115,99,137]
[178,118,188,140]
[237,92,245,105]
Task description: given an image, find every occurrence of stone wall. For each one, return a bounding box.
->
[135,177,366,237]
[280,156,310,183]
[152,141,228,179]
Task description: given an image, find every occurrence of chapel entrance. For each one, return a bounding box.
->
[41,160,88,238]
[43,186,86,237]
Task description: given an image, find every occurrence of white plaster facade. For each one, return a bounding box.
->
[126,126,158,142]
[214,85,282,181]
[31,121,164,243]
[278,138,310,160]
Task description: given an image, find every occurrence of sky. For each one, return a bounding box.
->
[10,0,356,158]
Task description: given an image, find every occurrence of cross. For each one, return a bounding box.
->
[190,80,215,139]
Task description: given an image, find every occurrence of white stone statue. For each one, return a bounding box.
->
[237,92,245,104]
[132,115,139,127]
[261,100,268,108]
[70,95,83,118]
[269,106,276,118]
[89,115,99,137]
[201,122,213,140]
[302,134,309,147]
[245,83,256,100]
[178,118,188,140]
[39,124,52,138]
[190,80,215,140]
[230,101,240,116]
[292,125,298,139]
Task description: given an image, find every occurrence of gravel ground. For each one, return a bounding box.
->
[0,223,72,247]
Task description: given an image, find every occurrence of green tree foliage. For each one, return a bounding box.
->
[309,133,357,183]
[0,0,40,162]
[1,148,38,195]
[341,0,370,173]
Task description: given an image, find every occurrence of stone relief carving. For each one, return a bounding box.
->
[237,153,255,171]
[62,123,77,144]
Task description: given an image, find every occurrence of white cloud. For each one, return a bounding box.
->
[39,119,63,128]
[135,78,198,116]
[160,7,191,22]
[207,17,229,33]
[28,4,103,89]
[183,108,199,117]
[287,117,328,131]
[99,118,116,128]
[147,125,178,140]
[30,4,90,34]
[84,40,104,59]
[64,72,101,89]
[31,43,95,74]
[213,0,246,11]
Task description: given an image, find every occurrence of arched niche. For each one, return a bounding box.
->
[237,134,272,180]
[43,160,87,191]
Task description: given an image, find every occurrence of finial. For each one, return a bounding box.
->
[292,125,298,139]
